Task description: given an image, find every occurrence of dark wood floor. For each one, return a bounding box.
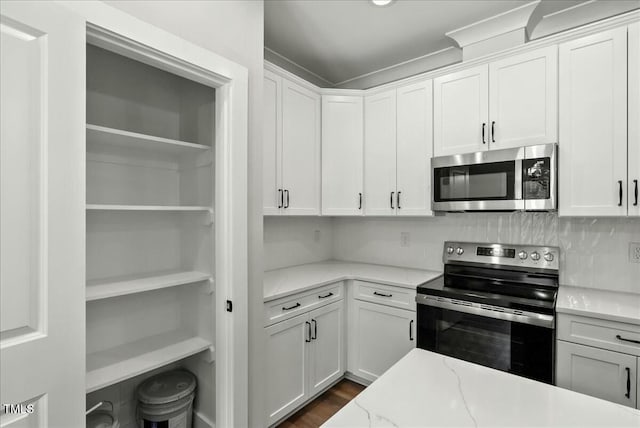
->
[277,379,366,428]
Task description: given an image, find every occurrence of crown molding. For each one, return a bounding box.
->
[265,8,639,97]
[446,1,540,49]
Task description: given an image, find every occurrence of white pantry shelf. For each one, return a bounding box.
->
[86,331,213,393]
[86,204,212,212]
[86,124,211,154]
[86,270,212,301]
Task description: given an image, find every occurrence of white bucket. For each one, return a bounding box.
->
[136,370,197,428]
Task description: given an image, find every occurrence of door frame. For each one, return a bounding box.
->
[66,3,250,425]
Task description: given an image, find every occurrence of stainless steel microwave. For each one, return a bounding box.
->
[431,143,557,212]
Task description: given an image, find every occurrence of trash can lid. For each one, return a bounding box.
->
[87,411,115,428]
[137,370,197,405]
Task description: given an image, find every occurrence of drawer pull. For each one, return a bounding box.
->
[282,302,301,311]
[625,367,631,399]
[373,291,392,298]
[616,334,640,345]
[318,292,334,299]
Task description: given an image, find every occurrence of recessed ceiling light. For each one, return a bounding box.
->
[371,0,394,6]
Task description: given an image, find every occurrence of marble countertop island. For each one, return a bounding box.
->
[323,349,640,427]
[264,261,442,302]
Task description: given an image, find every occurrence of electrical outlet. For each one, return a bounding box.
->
[314,229,320,242]
[400,232,410,247]
[630,242,640,263]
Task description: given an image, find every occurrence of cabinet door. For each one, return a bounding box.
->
[0,3,85,427]
[265,313,310,425]
[308,301,344,396]
[489,46,558,150]
[434,64,488,156]
[282,80,321,215]
[350,300,415,383]
[629,22,640,217]
[559,28,628,217]
[396,80,433,216]
[557,341,637,408]
[263,70,282,215]
[322,95,364,215]
[364,90,397,216]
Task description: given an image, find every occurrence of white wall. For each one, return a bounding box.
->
[332,214,640,294]
[263,217,334,270]
[101,1,265,426]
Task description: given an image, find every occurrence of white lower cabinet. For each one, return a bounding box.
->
[557,341,637,407]
[265,300,344,426]
[349,299,416,383]
[556,313,640,409]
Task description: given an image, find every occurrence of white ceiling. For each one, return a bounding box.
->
[264,0,594,87]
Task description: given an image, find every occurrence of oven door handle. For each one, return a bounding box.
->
[415,294,555,329]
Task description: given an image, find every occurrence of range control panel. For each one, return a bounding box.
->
[443,241,559,271]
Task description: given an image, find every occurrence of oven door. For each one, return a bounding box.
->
[416,295,554,384]
[431,147,524,211]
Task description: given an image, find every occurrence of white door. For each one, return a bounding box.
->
[433,64,489,156]
[557,341,637,408]
[308,301,344,396]
[265,313,310,426]
[396,80,433,216]
[350,300,415,383]
[322,95,364,216]
[489,45,558,150]
[263,70,282,215]
[0,2,85,427]
[281,80,321,215]
[559,27,628,217]
[364,90,397,216]
[629,22,640,217]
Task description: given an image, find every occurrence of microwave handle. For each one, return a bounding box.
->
[515,160,523,201]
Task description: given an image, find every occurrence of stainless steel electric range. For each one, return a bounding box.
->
[416,241,559,384]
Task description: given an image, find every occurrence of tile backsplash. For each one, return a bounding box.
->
[332,213,640,294]
[264,213,640,294]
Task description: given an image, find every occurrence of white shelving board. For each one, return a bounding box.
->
[87,204,212,212]
[86,331,213,393]
[86,270,212,301]
[86,124,211,154]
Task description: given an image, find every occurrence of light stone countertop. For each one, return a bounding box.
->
[263,260,442,302]
[557,285,640,325]
[323,348,640,428]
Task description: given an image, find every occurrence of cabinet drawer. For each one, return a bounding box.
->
[354,281,416,311]
[264,282,343,326]
[558,314,640,357]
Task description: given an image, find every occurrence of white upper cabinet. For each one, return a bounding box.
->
[363,81,433,217]
[434,64,489,156]
[559,27,628,217]
[364,90,397,216]
[396,80,433,216]
[434,46,558,157]
[263,70,282,215]
[281,80,321,215]
[322,95,364,215]
[489,46,558,150]
[263,70,320,215]
[629,22,640,217]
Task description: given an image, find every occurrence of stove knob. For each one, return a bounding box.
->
[530,251,540,261]
[446,246,454,255]
[518,250,528,260]
[544,252,554,262]
[456,247,464,256]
